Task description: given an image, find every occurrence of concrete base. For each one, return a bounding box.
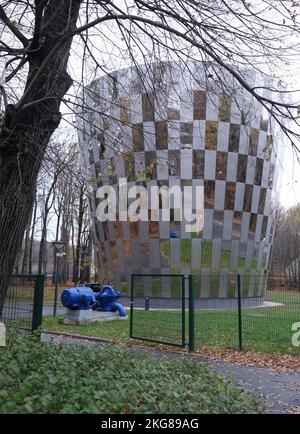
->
[60,308,128,325]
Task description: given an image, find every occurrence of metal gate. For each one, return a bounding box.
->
[1,274,44,336]
[130,274,194,349]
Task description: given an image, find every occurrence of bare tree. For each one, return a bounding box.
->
[1,1,300,311]
[73,183,86,283]
[21,207,33,274]
[272,205,300,277]
[28,197,38,275]
[37,172,56,274]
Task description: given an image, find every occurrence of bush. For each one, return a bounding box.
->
[0,336,263,414]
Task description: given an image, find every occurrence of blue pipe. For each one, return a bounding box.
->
[110,301,127,317]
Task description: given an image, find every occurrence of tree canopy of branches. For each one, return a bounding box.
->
[1,0,300,312]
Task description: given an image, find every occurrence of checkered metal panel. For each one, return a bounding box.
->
[77,61,283,296]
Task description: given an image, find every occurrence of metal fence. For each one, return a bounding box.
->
[129,273,300,355]
[0,274,44,336]
[242,278,300,354]
[193,274,300,354]
[130,274,188,348]
[42,285,64,317]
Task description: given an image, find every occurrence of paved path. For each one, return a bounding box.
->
[42,332,300,414]
[195,357,300,414]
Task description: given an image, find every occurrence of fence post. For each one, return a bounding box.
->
[129,274,134,338]
[237,273,243,351]
[32,274,44,333]
[188,275,195,352]
[182,276,186,347]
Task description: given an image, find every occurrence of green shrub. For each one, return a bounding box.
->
[0,336,263,414]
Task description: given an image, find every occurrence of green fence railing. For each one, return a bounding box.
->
[130,273,187,348]
[129,273,300,355]
[1,274,44,336]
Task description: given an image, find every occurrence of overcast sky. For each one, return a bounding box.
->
[277,60,300,208]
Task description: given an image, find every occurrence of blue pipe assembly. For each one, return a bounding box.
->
[61,284,127,317]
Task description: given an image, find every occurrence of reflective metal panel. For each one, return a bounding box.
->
[78,61,283,300]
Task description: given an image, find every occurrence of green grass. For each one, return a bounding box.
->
[42,290,300,355]
[0,336,262,414]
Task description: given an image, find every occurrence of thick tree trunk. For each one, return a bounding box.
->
[0,0,81,314]
[0,146,51,311]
